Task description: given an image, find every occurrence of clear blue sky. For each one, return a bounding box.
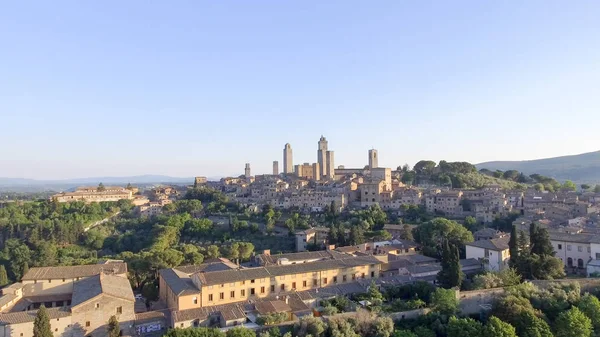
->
[1,1,599,180]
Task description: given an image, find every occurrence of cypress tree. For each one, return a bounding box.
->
[21,262,29,281]
[529,223,554,256]
[0,265,8,287]
[107,315,120,337]
[33,305,53,337]
[437,239,462,288]
[508,225,519,268]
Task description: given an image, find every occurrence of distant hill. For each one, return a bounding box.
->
[0,175,223,192]
[476,150,600,183]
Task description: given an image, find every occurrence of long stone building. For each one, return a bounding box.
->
[159,253,381,328]
[0,262,134,337]
[52,186,135,203]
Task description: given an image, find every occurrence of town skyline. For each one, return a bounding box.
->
[1,140,599,181]
[1,136,598,181]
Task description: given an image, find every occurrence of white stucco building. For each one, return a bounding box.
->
[465,237,510,272]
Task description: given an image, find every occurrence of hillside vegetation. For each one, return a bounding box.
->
[476,150,600,183]
[399,160,527,189]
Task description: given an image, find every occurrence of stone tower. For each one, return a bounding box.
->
[244,163,251,178]
[272,161,279,175]
[325,151,335,179]
[283,143,293,174]
[317,136,328,178]
[369,149,378,169]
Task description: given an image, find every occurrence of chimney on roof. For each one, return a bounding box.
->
[285,296,289,304]
[263,249,271,256]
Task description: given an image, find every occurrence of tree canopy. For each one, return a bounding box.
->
[413,218,473,258]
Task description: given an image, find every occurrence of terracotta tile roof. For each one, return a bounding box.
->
[171,303,246,323]
[466,237,510,251]
[171,307,210,323]
[0,294,17,308]
[254,300,292,315]
[1,283,24,292]
[548,231,600,244]
[135,310,169,324]
[174,259,238,274]
[256,250,347,265]
[195,256,380,286]
[158,268,200,296]
[219,305,246,321]
[71,273,134,308]
[22,262,127,281]
[0,307,70,325]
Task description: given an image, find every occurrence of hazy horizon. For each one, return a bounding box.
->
[2,1,599,180]
[1,148,597,181]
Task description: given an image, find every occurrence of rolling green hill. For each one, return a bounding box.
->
[476,150,600,183]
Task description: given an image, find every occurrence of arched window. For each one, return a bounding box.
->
[578,258,584,268]
[567,257,573,267]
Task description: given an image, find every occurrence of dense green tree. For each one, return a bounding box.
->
[534,183,545,191]
[509,225,519,269]
[163,327,225,337]
[97,182,106,191]
[107,315,120,337]
[431,288,458,315]
[401,171,416,185]
[328,317,359,337]
[185,218,213,236]
[581,184,591,191]
[464,216,478,231]
[512,223,565,280]
[392,330,417,337]
[367,280,384,306]
[413,218,473,258]
[413,326,436,337]
[492,293,536,321]
[555,307,592,337]
[472,268,521,289]
[205,245,220,259]
[530,223,554,256]
[561,180,577,191]
[413,160,436,175]
[595,185,600,193]
[293,316,326,337]
[371,317,395,337]
[437,239,463,288]
[515,311,553,337]
[0,265,8,286]
[256,312,288,325]
[577,293,600,330]
[438,174,452,186]
[349,226,366,245]
[33,305,53,337]
[503,170,520,181]
[400,224,414,241]
[225,327,256,337]
[446,316,483,337]
[483,316,517,337]
[141,281,159,301]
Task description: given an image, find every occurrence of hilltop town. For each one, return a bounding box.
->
[1,136,600,337]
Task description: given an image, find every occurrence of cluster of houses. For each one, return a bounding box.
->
[216,170,600,227]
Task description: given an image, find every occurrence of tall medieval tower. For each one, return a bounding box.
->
[283,143,293,174]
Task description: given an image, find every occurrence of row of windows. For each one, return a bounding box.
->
[206,273,374,302]
[206,267,375,289]
[556,244,591,253]
[33,278,80,284]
